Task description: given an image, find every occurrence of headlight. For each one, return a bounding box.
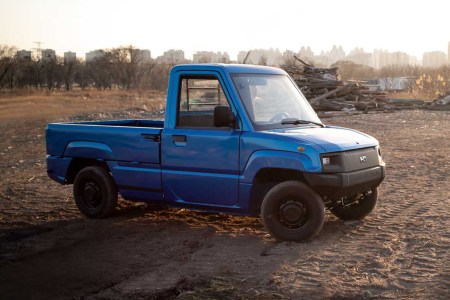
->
[320,154,341,170]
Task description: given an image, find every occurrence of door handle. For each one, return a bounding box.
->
[141,134,160,142]
[172,135,187,146]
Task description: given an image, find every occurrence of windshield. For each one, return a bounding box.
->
[231,74,322,130]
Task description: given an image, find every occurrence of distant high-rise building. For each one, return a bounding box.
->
[448,41,450,64]
[347,47,372,66]
[373,50,416,69]
[373,49,387,69]
[136,49,151,63]
[422,51,446,68]
[16,50,32,60]
[298,46,314,62]
[64,51,76,63]
[158,49,185,64]
[237,49,282,66]
[193,51,229,63]
[391,51,410,66]
[282,50,295,64]
[130,49,152,63]
[86,50,106,62]
[408,55,418,66]
[42,49,56,61]
[237,51,251,63]
[328,45,346,64]
[315,50,331,67]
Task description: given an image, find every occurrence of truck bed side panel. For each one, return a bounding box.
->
[46,122,163,200]
[46,123,162,164]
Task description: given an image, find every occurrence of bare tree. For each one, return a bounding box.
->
[41,56,62,91]
[109,46,157,89]
[14,56,34,89]
[30,58,45,90]
[86,50,114,90]
[73,60,88,90]
[0,45,18,89]
[331,60,376,80]
[147,62,170,90]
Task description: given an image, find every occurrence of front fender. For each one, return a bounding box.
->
[240,150,321,184]
[64,141,114,160]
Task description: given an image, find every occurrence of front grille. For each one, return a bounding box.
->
[322,147,379,173]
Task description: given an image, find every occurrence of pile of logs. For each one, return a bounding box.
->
[283,57,388,112]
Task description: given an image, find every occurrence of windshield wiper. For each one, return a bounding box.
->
[281,118,325,128]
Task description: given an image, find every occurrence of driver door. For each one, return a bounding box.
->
[161,73,240,206]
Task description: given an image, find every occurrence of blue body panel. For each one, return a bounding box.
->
[46,64,381,215]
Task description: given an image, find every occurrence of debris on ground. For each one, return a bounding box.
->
[428,93,450,111]
[283,57,388,112]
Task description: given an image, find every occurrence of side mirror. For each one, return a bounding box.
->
[214,106,236,128]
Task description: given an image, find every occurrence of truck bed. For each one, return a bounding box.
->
[46,119,163,164]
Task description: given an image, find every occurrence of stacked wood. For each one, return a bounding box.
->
[283,57,388,112]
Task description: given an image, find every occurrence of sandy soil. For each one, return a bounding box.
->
[0,95,449,299]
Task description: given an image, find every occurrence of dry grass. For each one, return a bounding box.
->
[385,90,437,101]
[0,89,166,122]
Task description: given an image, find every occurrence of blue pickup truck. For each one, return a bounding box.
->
[46,64,385,241]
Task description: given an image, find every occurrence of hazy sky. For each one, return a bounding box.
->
[0,0,449,60]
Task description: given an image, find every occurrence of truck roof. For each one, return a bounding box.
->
[171,63,287,75]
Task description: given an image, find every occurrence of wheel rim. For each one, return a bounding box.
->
[81,181,102,209]
[278,200,308,228]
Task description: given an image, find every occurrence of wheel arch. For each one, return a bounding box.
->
[241,150,315,184]
[241,150,314,214]
[65,158,110,184]
[62,141,114,184]
[248,167,308,214]
[64,141,114,160]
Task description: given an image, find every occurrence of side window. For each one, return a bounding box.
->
[177,76,231,128]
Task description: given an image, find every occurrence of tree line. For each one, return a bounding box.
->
[0,45,172,91]
[1,44,449,96]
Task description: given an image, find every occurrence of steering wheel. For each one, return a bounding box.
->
[270,112,290,123]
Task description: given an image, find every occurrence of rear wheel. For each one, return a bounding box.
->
[261,181,325,242]
[330,188,378,221]
[73,166,118,218]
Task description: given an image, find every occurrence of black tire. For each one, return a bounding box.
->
[73,166,118,218]
[261,181,325,242]
[330,188,378,221]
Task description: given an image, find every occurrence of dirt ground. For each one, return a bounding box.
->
[0,93,449,299]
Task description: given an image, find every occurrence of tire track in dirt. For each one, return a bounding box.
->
[274,193,425,298]
[1,109,449,299]
[268,110,449,299]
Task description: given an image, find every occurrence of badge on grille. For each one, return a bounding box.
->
[360,155,368,163]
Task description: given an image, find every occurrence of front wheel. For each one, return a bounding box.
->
[261,181,325,242]
[73,166,118,218]
[330,188,378,221]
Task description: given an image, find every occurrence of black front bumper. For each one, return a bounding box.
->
[304,165,386,198]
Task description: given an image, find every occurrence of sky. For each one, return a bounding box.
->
[0,0,449,60]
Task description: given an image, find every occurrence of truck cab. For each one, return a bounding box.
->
[46,64,385,241]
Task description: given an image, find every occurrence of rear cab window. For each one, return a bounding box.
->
[177,76,231,128]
